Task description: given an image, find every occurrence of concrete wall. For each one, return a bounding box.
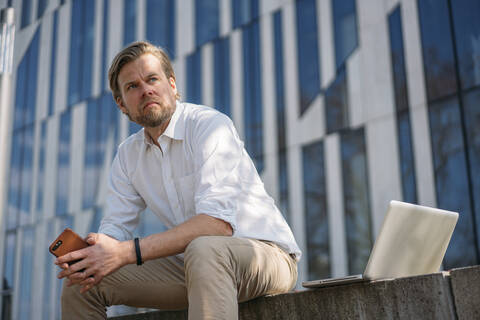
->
[109,265,480,320]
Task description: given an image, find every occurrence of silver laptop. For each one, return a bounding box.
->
[302,200,458,288]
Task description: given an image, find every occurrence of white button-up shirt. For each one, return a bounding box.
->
[99,101,301,259]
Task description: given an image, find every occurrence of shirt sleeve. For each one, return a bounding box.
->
[191,113,245,232]
[98,151,146,241]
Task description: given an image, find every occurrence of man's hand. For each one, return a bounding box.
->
[55,233,135,294]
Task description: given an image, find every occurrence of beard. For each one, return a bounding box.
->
[125,101,175,128]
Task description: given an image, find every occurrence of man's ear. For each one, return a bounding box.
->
[169,77,178,95]
[116,97,128,114]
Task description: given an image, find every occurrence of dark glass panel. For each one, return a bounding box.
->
[68,0,82,106]
[461,88,480,254]
[243,20,264,172]
[1,232,16,320]
[295,0,321,115]
[83,100,99,209]
[146,0,176,58]
[397,111,418,204]
[36,121,47,218]
[195,0,219,47]
[303,141,330,279]
[388,7,409,113]
[341,128,373,274]
[428,97,477,267]
[56,110,71,215]
[417,0,457,101]
[24,30,40,126]
[6,132,22,230]
[331,0,358,69]
[81,0,95,100]
[42,222,55,320]
[18,227,34,320]
[129,122,143,135]
[14,57,27,130]
[48,11,59,116]
[325,67,348,134]
[232,0,259,29]
[274,10,289,220]
[37,0,47,19]
[450,0,480,91]
[19,125,34,225]
[186,50,202,105]
[123,0,136,45]
[101,0,109,92]
[20,0,32,28]
[89,207,104,233]
[214,37,231,116]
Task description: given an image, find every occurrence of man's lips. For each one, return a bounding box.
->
[143,101,159,110]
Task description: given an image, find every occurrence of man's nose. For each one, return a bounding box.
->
[141,83,154,96]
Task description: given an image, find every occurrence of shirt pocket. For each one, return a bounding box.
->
[173,172,196,220]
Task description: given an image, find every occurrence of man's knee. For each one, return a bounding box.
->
[184,236,232,271]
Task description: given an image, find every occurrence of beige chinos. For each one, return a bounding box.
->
[61,236,298,320]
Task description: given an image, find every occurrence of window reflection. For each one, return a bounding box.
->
[341,128,373,274]
[56,110,72,215]
[196,0,219,47]
[214,37,231,116]
[48,11,59,116]
[7,132,22,230]
[325,67,349,134]
[146,0,176,58]
[303,141,330,279]
[123,0,137,45]
[388,6,418,204]
[295,0,321,115]
[463,88,480,251]
[450,0,480,91]
[67,0,95,106]
[18,227,34,320]
[186,50,203,105]
[2,232,16,320]
[20,0,32,28]
[232,0,259,29]
[428,97,477,268]
[101,0,109,92]
[332,0,358,69]
[274,10,290,221]
[243,20,264,173]
[417,0,457,101]
[19,125,34,225]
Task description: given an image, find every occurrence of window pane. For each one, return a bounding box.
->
[450,0,480,91]
[20,0,32,28]
[37,0,47,19]
[81,0,95,101]
[243,20,264,173]
[48,11,59,116]
[325,67,349,134]
[6,132,22,230]
[186,50,202,105]
[56,110,72,215]
[13,58,27,130]
[214,37,231,116]
[303,141,330,279]
[146,0,176,58]
[428,97,477,268]
[101,0,109,92]
[341,128,373,274]
[274,10,290,221]
[123,0,136,45]
[19,125,34,225]
[332,0,358,69]
[42,222,55,320]
[417,0,458,101]
[232,0,259,29]
[18,227,34,320]
[196,0,219,47]
[2,233,16,320]
[461,88,480,254]
[83,100,99,209]
[296,0,321,115]
[397,111,418,204]
[68,0,83,105]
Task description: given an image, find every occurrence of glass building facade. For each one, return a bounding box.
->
[1,0,480,318]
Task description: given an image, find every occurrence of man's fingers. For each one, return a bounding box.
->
[55,248,88,265]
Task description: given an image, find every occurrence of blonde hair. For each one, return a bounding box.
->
[108,41,179,101]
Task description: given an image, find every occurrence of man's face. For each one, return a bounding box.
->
[116,53,178,128]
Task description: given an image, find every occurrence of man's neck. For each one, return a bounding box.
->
[144,120,171,148]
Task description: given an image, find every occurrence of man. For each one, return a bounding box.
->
[57,41,301,320]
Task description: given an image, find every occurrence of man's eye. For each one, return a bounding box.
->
[127,84,137,90]
[149,77,158,82]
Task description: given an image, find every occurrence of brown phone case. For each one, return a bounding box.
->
[49,228,89,258]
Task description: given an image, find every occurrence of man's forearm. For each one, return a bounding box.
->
[123,214,233,265]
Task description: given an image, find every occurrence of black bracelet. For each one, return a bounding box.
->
[134,237,143,266]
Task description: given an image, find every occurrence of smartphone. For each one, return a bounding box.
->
[49,228,89,265]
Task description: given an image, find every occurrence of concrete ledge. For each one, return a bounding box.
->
[110,265,480,320]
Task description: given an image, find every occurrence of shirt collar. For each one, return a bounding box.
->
[143,100,185,146]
